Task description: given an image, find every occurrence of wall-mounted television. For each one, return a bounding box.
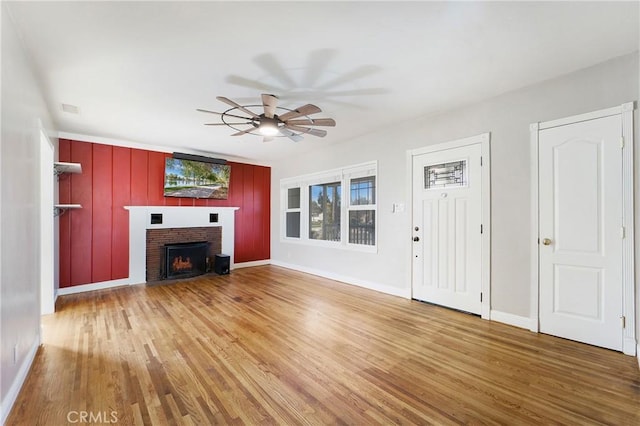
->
[164,158,230,199]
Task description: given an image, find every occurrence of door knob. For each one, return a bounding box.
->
[413,236,420,242]
[542,238,552,246]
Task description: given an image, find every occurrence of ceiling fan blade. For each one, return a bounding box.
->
[216,96,259,118]
[285,124,327,138]
[196,108,223,114]
[279,127,304,143]
[278,104,322,121]
[286,118,336,127]
[262,94,278,119]
[230,124,258,136]
[197,108,254,121]
[204,122,252,126]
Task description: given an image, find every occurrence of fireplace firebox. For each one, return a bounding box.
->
[164,241,210,279]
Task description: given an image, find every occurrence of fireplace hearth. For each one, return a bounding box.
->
[164,241,209,279]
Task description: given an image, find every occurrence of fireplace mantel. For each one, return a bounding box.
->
[125,206,239,284]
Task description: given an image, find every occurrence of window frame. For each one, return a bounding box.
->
[346,175,376,248]
[284,187,302,239]
[280,161,377,252]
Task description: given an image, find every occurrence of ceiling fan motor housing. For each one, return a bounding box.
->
[258,115,281,136]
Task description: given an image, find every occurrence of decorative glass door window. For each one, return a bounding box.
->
[424,160,467,189]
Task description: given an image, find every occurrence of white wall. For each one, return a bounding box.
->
[1,5,57,422]
[271,52,639,322]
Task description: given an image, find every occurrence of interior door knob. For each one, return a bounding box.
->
[542,238,552,246]
[413,236,420,242]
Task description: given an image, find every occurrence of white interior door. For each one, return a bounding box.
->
[538,114,623,351]
[412,143,483,314]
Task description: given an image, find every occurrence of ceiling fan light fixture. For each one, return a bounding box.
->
[258,117,279,136]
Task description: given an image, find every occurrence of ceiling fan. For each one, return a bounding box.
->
[197,94,336,142]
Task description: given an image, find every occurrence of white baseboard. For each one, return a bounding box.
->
[490,310,532,330]
[55,261,275,294]
[271,260,411,299]
[1,338,39,424]
[57,278,130,296]
[637,344,640,369]
[233,259,271,269]
[55,262,274,294]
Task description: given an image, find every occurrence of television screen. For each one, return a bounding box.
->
[163,158,230,199]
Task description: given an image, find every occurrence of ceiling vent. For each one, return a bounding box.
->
[61,103,79,114]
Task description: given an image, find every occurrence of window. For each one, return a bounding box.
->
[309,182,341,241]
[350,176,376,205]
[285,187,301,238]
[348,176,375,245]
[280,161,377,251]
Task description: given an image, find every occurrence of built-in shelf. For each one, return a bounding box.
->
[54,161,82,176]
[54,204,82,217]
[54,162,82,215]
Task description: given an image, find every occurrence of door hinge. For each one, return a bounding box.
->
[620,137,625,149]
[621,226,625,239]
[621,316,626,328]
[480,292,483,302]
[480,156,483,166]
[480,224,483,234]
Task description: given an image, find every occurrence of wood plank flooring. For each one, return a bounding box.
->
[7,265,640,425]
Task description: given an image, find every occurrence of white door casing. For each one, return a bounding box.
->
[530,103,636,355]
[40,130,55,315]
[409,133,491,318]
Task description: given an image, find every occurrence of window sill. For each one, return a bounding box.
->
[280,237,377,254]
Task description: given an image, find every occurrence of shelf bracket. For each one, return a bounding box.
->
[54,204,82,217]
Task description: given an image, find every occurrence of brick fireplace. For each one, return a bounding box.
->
[125,206,238,284]
[146,227,222,282]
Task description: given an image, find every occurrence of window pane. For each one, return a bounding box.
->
[424,160,467,189]
[287,187,300,209]
[350,176,376,205]
[349,210,375,245]
[309,182,341,241]
[286,212,300,238]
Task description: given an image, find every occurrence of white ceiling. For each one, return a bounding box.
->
[5,1,639,164]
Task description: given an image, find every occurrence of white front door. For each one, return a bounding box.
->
[538,114,623,351]
[412,142,483,315]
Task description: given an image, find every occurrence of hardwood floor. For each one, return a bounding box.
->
[7,265,640,425]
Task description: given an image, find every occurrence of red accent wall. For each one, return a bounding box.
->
[58,139,271,288]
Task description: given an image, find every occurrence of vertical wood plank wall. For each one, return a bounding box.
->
[58,139,271,288]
